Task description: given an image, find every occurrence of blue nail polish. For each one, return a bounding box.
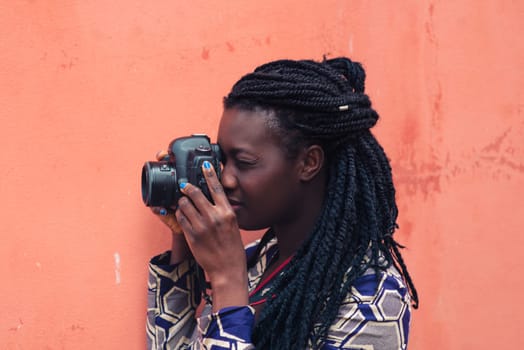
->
[203,161,211,169]
[179,182,187,189]
[159,208,167,216]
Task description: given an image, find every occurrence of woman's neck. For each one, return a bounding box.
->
[271,177,326,259]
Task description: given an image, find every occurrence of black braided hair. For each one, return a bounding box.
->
[224,57,419,349]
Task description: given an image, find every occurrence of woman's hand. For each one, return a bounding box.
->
[151,206,183,235]
[176,161,249,311]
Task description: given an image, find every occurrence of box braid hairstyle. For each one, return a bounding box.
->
[223,57,418,349]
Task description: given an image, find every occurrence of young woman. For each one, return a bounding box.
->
[146,57,418,349]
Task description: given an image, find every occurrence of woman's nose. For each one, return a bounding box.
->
[220,163,237,190]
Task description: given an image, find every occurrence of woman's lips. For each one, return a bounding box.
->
[227,198,243,210]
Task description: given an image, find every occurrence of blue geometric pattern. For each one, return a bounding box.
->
[146,241,412,349]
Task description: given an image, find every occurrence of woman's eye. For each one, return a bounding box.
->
[235,159,257,168]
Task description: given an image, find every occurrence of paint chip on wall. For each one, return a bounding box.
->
[114,252,121,285]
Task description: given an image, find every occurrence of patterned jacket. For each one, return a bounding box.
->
[146,239,411,349]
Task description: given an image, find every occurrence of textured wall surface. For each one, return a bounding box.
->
[1,1,523,349]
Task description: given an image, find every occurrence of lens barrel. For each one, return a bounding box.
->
[141,161,179,207]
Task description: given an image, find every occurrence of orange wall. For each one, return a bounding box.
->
[1,1,523,349]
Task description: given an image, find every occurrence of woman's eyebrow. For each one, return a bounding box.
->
[220,144,252,156]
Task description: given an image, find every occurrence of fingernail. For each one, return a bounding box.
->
[203,161,211,169]
[179,182,187,190]
[159,208,167,216]
[156,150,169,161]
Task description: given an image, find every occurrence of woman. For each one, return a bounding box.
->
[146,57,418,349]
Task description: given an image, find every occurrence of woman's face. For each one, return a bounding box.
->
[217,107,305,230]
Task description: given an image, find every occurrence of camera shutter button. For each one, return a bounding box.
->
[196,144,211,153]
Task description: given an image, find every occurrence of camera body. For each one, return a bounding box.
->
[141,134,221,208]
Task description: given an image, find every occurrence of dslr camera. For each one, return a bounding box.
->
[141,134,221,208]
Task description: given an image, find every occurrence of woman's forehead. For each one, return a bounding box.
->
[217,108,278,149]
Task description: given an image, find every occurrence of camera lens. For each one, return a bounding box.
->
[141,161,178,207]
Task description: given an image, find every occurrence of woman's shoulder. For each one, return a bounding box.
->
[324,266,411,348]
[346,265,411,306]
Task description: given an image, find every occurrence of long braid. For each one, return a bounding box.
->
[225,57,419,349]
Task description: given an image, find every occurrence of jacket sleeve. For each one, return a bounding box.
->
[196,306,256,349]
[147,252,256,350]
[146,252,202,349]
[322,270,412,350]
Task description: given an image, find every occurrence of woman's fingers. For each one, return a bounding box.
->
[174,207,192,239]
[174,161,237,245]
[201,161,230,207]
[151,207,183,234]
[177,163,235,239]
[175,196,203,238]
[177,161,227,213]
[155,150,169,161]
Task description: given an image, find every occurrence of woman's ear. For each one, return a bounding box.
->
[298,145,325,182]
